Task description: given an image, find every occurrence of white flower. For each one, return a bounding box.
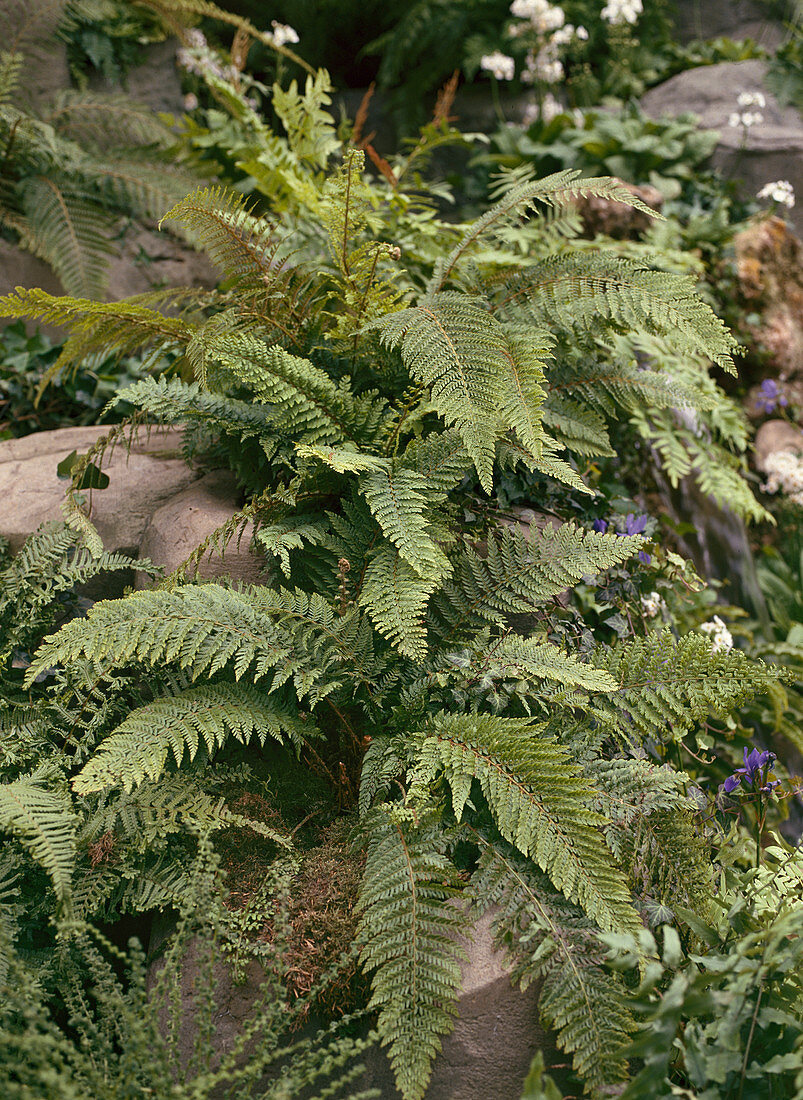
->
[575,25,589,39]
[521,46,563,83]
[729,109,763,129]
[737,90,766,108]
[185,28,207,50]
[601,0,643,25]
[762,450,803,505]
[269,21,299,47]
[481,50,516,80]
[510,0,566,34]
[699,615,733,653]
[640,591,665,618]
[757,179,795,208]
[182,92,199,111]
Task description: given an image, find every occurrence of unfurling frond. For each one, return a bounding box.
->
[413,714,640,934]
[74,684,313,794]
[357,805,468,1100]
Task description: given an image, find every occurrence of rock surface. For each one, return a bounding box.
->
[363,911,557,1100]
[0,425,199,555]
[754,419,803,471]
[136,469,263,586]
[148,909,558,1100]
[669,0,786,48]
[641,60,803,236]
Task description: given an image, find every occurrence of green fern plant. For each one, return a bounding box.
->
[0,99,789,1100]
[0,3,200,297]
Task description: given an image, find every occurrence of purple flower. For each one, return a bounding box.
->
[638,550,652,565]
[592,519,608,533]
[721,745,779,796]
[623,513,648,536]
[756,379,788,415]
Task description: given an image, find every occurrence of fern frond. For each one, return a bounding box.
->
[542,395,615,458]
[498,253,738,373]
[413,714,640,933]
[377,292,541,490]
[74,684,312,794]
[359,465,451,581]
[0,771,75,906]
[430,523,641,642]
[477,635,619,692]
[428,170,659,293]
[360,545,436,661]
[112,375,275,439]
[159,185,285,290]
[591,632,784,742]
[26,584,380,700]
[357,805,467,1100]
[470,837,634,1096]
[398,429,470,493]
[20,176,116,298]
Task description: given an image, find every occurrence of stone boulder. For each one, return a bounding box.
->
[640,60,803,236]
[89,39,186,115]
[147,908,559,1100]
[0,425,199,555]
[669,0,786,49]
[136,469,264,586]
[363,911,558,1100]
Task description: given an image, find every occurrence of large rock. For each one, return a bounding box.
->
[89,39,186,115]
[640,60,803,236]
[754,419,803,471]
[0,425,199,554]
[1,0,70,110]
[669,0,786,48]
[148,908,559,1100]
[136,469,264,585]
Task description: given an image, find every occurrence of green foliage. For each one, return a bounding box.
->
[0,5,198,297]
[0,70,792,1100]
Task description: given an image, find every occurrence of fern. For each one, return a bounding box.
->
[470,837,635,1097]
[430,522,643,641]
[357,805,467,1100]
[0,771,76,907]
[73,684,313,794]
[412,714,640,934]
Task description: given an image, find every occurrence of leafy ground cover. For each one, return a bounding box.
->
[1,4,803,1099]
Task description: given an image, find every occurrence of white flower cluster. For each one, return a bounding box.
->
[729,90,765,129]
[176,28,238,84]
[762,450,803,506]
[757,179,795,209]
[522,92,565,125]
[600,0,643,26]
[699,615,734,654]
[269,21,299,47]
[640,591,666,618]
[481,50,516,80]
[507,0,587,87]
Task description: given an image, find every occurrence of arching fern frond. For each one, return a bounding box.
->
[359,545,436,662]
[590,632,785,742]
[498,253,738,373]
[430,523,641,643]
[428,170,659,293]
[357,805,468,1100]
[470,837,635,1096]
[412,714,640,934]
[73,684,313,794]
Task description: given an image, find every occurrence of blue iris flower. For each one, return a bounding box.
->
[722,746,780,795]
